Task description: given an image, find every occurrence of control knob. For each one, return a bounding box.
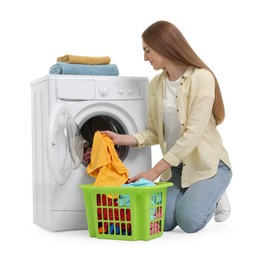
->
[98,87,109,97]
[118,88,124,95]
[127,88,133,95]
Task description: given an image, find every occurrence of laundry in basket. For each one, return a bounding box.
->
[80,181,173,241]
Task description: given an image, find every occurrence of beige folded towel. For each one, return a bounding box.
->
[57,54,111,65]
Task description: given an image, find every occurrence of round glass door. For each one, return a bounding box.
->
[47,103,83,185]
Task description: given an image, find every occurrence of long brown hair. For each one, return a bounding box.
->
[142,21,225,125]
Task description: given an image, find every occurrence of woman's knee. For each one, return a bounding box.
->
[175,208,207,233]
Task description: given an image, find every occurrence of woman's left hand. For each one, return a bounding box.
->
[127,159,172,183]
[127,168,160,183]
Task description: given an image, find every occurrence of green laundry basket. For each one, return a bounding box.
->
[80,182,173,241]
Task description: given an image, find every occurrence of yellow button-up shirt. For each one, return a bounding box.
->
[133,66,232,187]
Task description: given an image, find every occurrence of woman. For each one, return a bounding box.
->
[103,20,232,233]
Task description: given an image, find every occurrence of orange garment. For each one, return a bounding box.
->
[86,131,129,186]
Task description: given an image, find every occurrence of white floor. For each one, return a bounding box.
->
[9,219,253,259]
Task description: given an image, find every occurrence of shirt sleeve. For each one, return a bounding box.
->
[132,78,160,147]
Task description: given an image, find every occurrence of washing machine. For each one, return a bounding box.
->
[31,74,151,231]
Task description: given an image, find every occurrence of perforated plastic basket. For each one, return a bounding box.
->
[80,182,173,241]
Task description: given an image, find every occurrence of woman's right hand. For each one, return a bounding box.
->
[101,130,138,147]
[101,130,121,145]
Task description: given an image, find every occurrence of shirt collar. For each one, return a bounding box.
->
[182,65,195,78]
[162,65,195,80]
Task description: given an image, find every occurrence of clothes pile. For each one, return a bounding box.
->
[49,54,119,75]
[96,193,132,235]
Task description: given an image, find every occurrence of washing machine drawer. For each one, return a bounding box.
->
[56,79,96,100]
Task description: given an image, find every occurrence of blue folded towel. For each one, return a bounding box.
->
[49,62,119,76]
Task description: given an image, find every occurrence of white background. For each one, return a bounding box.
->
[1,0,255,259]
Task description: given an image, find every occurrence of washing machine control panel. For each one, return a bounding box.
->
[95,79,146,99]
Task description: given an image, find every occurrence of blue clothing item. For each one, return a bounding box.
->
[110,224,120,235]
[119,178,156,207]
[123,178,156,187]
[164,161,232,233]
[109,223,132,236]
[49,62,119,76]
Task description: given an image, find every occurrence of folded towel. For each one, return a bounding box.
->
[57,54,111,65]
[49,62,119,76]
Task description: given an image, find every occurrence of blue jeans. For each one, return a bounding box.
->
[164,161,232,233]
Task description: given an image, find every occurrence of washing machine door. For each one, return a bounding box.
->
[47,103,84,185]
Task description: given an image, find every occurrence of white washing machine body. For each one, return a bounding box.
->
[31,74,151,231]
